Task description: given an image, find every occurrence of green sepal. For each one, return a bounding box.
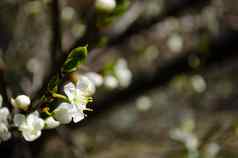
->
[47,75,60,94]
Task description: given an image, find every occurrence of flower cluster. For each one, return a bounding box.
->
[0,57,132,143]
[0,72,97,142]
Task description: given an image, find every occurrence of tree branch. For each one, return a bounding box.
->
[84,30,238,121]
[49,0,62,65]
[0,69,11,108]
[68,0,210,51]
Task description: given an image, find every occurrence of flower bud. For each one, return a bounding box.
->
[95,0,116,12]
[11,95,31,110]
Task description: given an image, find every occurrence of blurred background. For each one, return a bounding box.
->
[0,0,238,157]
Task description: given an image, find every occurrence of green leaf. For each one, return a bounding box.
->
[62,46,88,73]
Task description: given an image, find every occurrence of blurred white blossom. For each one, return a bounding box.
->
[96,0,116,12]
[114,58,132,87]
[85,72,103,87]
[62,6,75,22]
[204,143,220,158]
[104,58,132,89]
[167,33,183,53]
[191,75,206,93]
[170,128,199,151]
[104,75,119,89]
[136,96,152,111]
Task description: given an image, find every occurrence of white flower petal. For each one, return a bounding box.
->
[22,130,41,142]
[45,117,60,129]
[0,107,10,123]
[0,123,11,141]
[14,114,26,127]
[72,105,85,123]
[53,103,74,124]
[64,82,76,101]
[76,76,95,96]
[32,118,45,131]
[26,111,44,131]
[72,111,84,123]
[73,94,89,105]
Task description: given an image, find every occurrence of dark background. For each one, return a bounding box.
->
[0,0,238,158]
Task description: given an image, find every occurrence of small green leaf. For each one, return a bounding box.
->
[62,46,88,73]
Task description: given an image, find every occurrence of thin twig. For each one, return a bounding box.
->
[0,69,11,108]
[50,0,62,65]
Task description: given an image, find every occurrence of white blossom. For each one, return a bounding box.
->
[11,95,31,110]
[64,78,94,106]
[53,77,93,124]
[14,111,45,142]
[44,116,60,129]
[53,102,85,124]
[96,0,116,12]
[85,72,103,87]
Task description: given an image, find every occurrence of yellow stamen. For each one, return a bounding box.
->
[42,107,52,116]
[84,108,93,112]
